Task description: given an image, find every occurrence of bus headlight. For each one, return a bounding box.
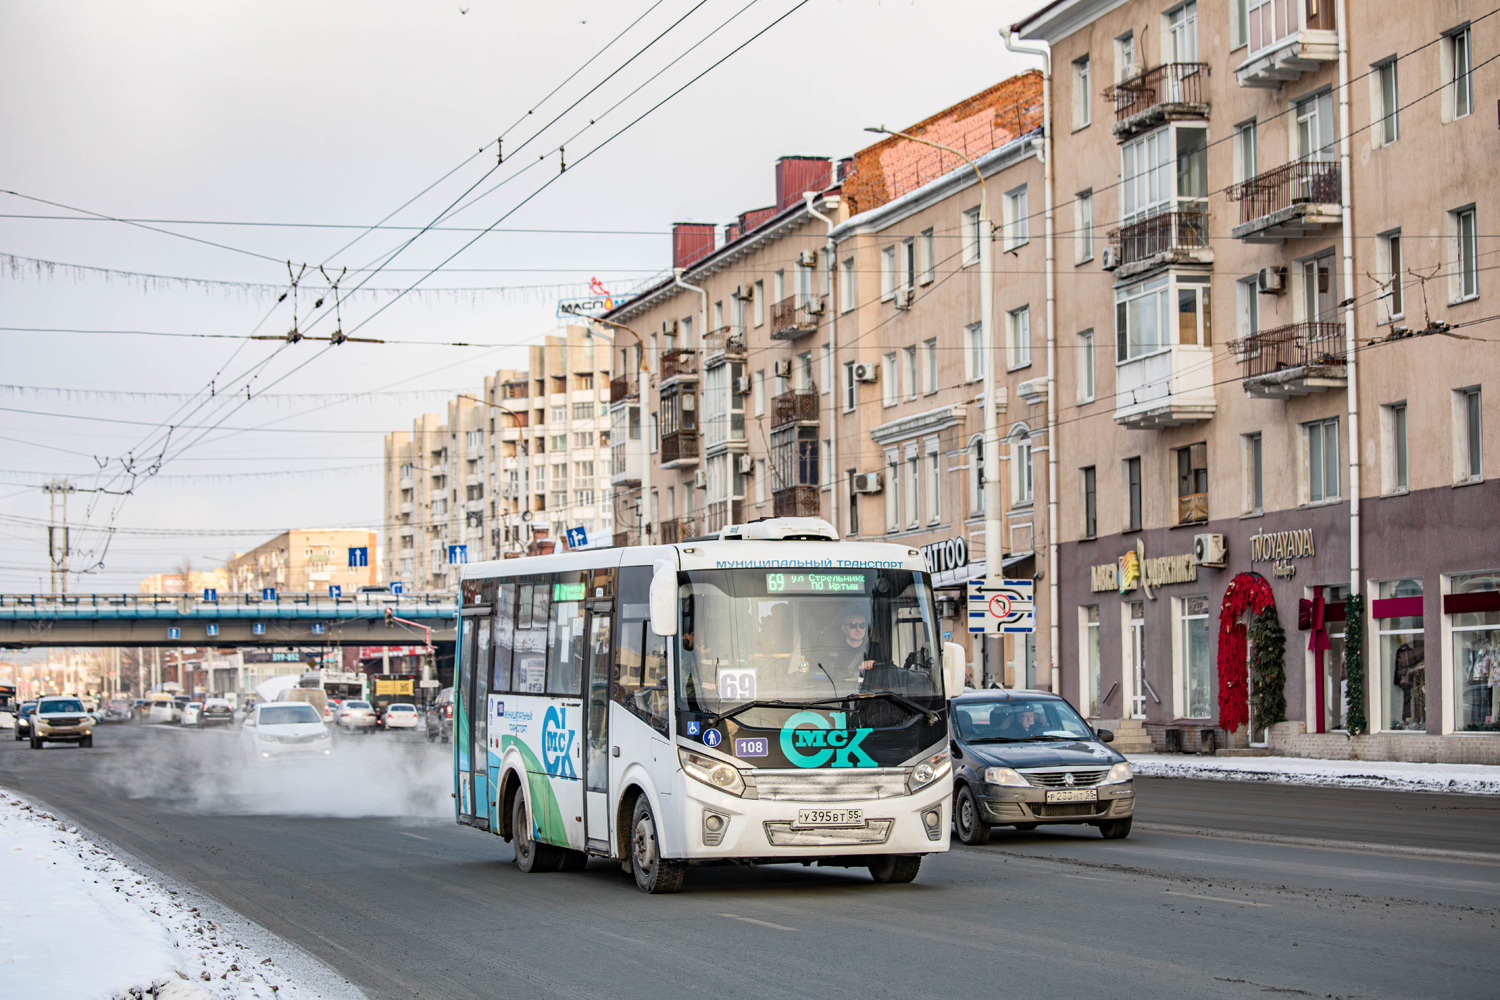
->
[679,748,745,797]
[907,749,951,793]
[983,766,1030,787]
[1104,761,1133,783]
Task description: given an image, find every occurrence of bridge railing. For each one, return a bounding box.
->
[0,592,457,615]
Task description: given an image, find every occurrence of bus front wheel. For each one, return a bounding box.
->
[511,793,561,873]
[629,797,685,894]
[868,854,922,884]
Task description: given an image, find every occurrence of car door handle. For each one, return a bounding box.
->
[611,746,620,757]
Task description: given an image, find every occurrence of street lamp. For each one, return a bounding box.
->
[866,124,1002,685]
[458,395,531,558]
[586,316,650,546]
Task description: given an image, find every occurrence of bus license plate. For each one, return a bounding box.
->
[1045,789,1098,803]
[793,808,864,828]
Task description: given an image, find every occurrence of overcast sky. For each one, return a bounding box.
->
[0,0,1039,591]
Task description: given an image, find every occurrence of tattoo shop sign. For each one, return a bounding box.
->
[1089,538,1197,599]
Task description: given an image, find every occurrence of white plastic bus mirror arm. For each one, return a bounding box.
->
[649,559,678,637]
[942,642,967,699]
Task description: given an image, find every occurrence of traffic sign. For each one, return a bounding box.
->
[347,546,368,568]
[167,627,181,640]
[311,623,326,635]
[967,578,1036,634]
[328,585,342,598]
[252,622,266,635]
[202,588,218,602]
[261,587,277,601]
[206,624,219,637]
[448,544,468,565]
[565,525,588,549]
[390,581,404,595]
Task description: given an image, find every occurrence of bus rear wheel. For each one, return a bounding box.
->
[511,793,560,873]
[868,854,922,884]
[629,798,685,894]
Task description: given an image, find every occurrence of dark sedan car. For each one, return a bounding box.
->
[949,690,1135,844]
[13,701,37,741]
[424,687,453,743]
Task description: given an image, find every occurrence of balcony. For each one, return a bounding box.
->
[1113,345,1216,429]
[1104,63,1210,140]
[1177,492,1208,525]
[1108,209,1212,278]
[659,515,702,545]
[1231,322,1347,399]
[609,374,639,404]
[609,441,641,486]
[704,327,747,362]
[1229,160,1341,242]
[1235,0,1338,89]
[770,295,822,340]
[772,485,820,518]
[659,348,698,385]
[660,431,700,469]
[771,387,819,429]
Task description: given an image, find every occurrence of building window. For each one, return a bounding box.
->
[549,405,567,423]
[1116,275,1170,361]
[904,346,918,400]
[572,431,594,448]
[880,247,896,300]
[839,260,854,313]
[1447,27,1474,120]
[752,369,765,417]
[1244,432,1264,513]
[1176,443,1208,524]
[962,207,981,266]
[648,414,658,454]
[846,469,860,535]
[1453,206,1479,301]
[1305,417,1341,503]
[881,353,898,407]
[1074,189,1094,263]
[969,437,985,515]
[571,402,594,420]
[754,280,765,326]
[1011,431,1033,506]
[1115,30,1134,81]
[1381,402,1408,494]
[1178,594,1212,719]
[919,229,935,284]
[551,434,568,452]
[885,452,900,531]
[843,361,857,412]
[901,238,916,291]
[1008,306,1032,369]
[1450,571,1500,732]
[918,339,937,394]
[1237,275,1260,343]
[1166,1,1198,64]
[1230,0,1248,50]
[1125,457,1142,531]
[1377,230,1404,322]
[1377,578,1426,732]
[1004,185,1029,250]
[1082,466,1097,538]
[1234,119,1257,183]
[925,447,940,525]
[965,322,983,382]
[906,453,920,528]
[1375,58,1400,146]
[1078,329,1095,402]
[1081,605,1101,717]
[1072,55,1091,129]
[1456,387,1484,482]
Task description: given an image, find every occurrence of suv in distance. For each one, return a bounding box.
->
[425,687,453,743]
[198,698,234,727]
[30,696,94,748]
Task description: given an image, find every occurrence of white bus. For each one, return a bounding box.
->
[451,517,965,893]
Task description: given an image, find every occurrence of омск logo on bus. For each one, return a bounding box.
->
[779,710,877,768]
[541,705,577,778]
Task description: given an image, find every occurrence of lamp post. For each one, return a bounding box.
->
[587,316,650,545]
[458,395,530,558]
[866,125,1001,686]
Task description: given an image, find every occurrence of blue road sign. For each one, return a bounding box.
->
[206,624,219,637]
[328,585,342,598]
[311,623,325,635]
[565,526,589,549]
[167,627,181,639]
[261,588,277,601]
[252,622,266,635]
[448,545,468,565]
[390,582,404,595]
[347,546,368,568]
[202,588,218,602]
[702,728,723,748]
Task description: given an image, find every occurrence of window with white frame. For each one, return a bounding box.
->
[1125,456,1142,531]
[1376,578,1426,732]
[962,207,982,266]
[1445,27,1473,121]
[1075,189,1094,263]
[881,352,898,406]
[755,458,767,504]
[1378,230,1404,322]
[1115,275,1170,361]
[549,405,567,423]
[880,247,896,300]
[649,413,658,454]
[1455,386,1483,482]
[820,344,832,396]
[1121,129,1171,224]
[1304,417,1341,503]
[1380,401,1408,494]
[1244,431,1264,513]
[1072,55,1091,129]
[1229,0,1249,50]
[1374,58,1400,147]
[904,346,918,400]
[1077,329,1095,402]
[1004,185,1029,249]
[968,437,985,515]
[906,451,920,528]
[1177,594,1212,718]
[901,238,916,291]
[1081,605,1101,716]
[754,280,765,326]
[1234,119,1257,183]
[1449,570,1500,733]
[919,229,935,284]
[1082,465,1097,538]
[923,339,938,394]
[1166,2,1198,65]
[1008,305,1032,368]
[1010,430,1033,506]
[965,322,983,382]
[1237,275,1260,342]
[753,369,765,416]
[1453,206,1478,301]
[1115,31,1134,81]
[925,445,941,524]
[773,270,784,308]
[843,361,857,412]
[885,451,900,531]
[837,259,853,313]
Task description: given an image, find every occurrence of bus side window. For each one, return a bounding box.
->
[614,565,669,736]
[492,582,516,693]
[547,572,587,696]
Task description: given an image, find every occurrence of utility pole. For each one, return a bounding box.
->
[43,478,75,594]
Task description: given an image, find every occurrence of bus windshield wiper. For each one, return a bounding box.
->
[704,700,834,728]
[835,690,941,725]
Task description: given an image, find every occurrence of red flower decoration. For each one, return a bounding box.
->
[1217,573,1275,732]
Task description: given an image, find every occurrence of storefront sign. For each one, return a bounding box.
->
[1089,539,1196,599]
[921,536,969,588]
[1250,528,1315,579]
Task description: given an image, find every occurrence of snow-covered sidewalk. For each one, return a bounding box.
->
[0,790,366,1000]
[1128,753,1500,795]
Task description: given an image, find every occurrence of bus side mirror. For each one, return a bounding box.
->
[942,642,966,698]
[649,560,678,637]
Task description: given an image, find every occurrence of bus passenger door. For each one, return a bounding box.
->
[470,613,492,829]
[583,606,613,852]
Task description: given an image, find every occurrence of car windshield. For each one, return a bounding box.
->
[953,699,1095,742]
[389,705,415,712]
[259,704,321,725]
[187,703,201,709]
[345,701,371,710]
[674,567,944,726]
[41,699,85,713]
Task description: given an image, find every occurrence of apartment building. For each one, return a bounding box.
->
[1016,0,1498,761]
[383,328,612,590]
[139,568,230,595]
[227,529,378,593]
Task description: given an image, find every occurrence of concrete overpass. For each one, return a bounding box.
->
[0,592,457,648]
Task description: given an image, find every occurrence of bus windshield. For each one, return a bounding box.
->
[674,567,943,726]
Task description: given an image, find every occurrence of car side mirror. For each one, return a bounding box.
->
[649,559,678,637]
[942,641,966,699]
[1096,728,1114,743]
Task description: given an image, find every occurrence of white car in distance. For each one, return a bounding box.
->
[381,703,420,730]
[180,702,202,727]
[242,702,332,762]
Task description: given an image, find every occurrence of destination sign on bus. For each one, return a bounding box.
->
[766,571,865,594]
[552,581,587,602]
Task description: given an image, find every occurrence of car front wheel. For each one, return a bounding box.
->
[1097,817,1132,840]
[954,785,991,846]
[867,855,922,884]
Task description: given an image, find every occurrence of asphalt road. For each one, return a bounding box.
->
[4,724,1498,1000]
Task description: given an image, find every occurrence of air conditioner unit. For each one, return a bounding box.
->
[1101,246,1122,271]
[692,470,707,489]
[1257,266,1287,295]
[852,362,879,383]
[806,295,825,315]
[662,319,678,335]
[773,358,793,378]
[1193,532,1227,568]
[893,288,914,310]
[733,375,752,394]
[852,472,883,494]
[797,249,818,267]
[735,283,754,300]
[735,454,754,474]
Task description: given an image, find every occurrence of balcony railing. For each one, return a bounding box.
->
[772,387,820,428]
[1228,160,1340,226]
[659,515,701,545]
[1233,322,1346,379]
[770,295,822,340]
[1177,492,1208,525]
[660,349,698,381]
[609,374,639,403]
[1104,63,1210,135]
[772,485,820,518]
[1109,209,1209,268]
[704,327,746,360]
[660,431,700,466]
[706,500,744,534]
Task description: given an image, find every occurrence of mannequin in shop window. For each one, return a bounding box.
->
[1394,642,1425,729]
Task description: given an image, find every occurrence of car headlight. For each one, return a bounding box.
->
[907,749,951,793]
[983,766,1030,787]
[257,731,276,742]
[678,748,745,797]
[1104,761,1133,784]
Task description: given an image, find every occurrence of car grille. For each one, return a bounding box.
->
[43,717,84,726]
[277,734,324,744]
[1021,768,1110,789]
[746,769,909,802]
[762,819,894,847]
[1032,803,1106,819]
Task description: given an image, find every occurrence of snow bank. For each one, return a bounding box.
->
[0,791,366,1000]
[1128,753,1500,795]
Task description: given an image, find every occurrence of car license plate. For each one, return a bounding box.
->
[793,808,864,828]
[1045,788,1098,803]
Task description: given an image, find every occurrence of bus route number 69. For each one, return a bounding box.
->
[718,669,757,700]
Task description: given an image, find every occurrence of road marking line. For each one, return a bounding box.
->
[718,913,796,931]
[400,832,430,841]
[1163,890,1271,907]
[1137,822,1500,865]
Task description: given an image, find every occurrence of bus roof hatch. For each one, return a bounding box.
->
[718,518,839,542]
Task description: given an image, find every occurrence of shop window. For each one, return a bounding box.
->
[1178,595,1212,719]
[1376,579,1426,732]
[1318,585,1352,733]
[1081,605,1101,716]
[1449,572,1500,732]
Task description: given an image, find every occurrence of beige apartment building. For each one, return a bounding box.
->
[383,328,612,591]
[139,568,230,595]
[227,529,378,594]
[1016,0,1498,761]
